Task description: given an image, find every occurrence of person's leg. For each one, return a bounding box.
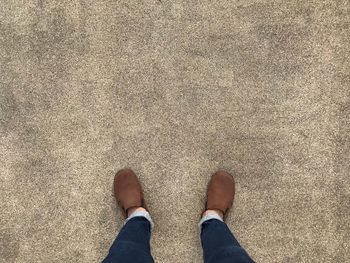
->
[200,216,254,263]
[200,171,255,263]
[103,169,155,263]
[103,213,154,263]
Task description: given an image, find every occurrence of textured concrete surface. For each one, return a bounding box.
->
[1,1,349,262]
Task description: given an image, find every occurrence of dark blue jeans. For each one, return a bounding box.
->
[102,217,254,263]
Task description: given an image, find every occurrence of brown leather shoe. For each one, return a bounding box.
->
[204,170,235,221]
[114,169,148,218]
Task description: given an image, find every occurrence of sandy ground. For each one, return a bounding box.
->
[0,1,349,262]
